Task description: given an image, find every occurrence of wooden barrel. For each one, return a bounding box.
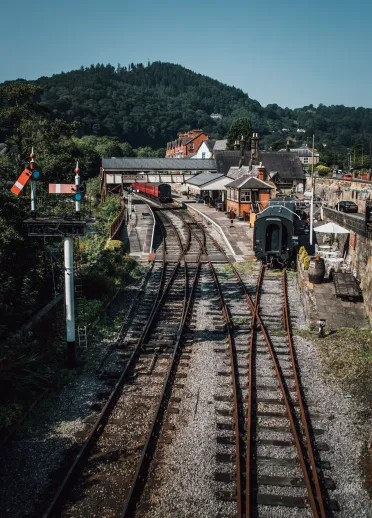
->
[308,257,325,284]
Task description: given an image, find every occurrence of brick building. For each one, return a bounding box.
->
[165,129,208,158]
[226,166,272,219]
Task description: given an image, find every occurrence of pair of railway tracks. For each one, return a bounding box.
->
[40,202,335,517]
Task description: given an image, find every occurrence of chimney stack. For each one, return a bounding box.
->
[251,132,259,165]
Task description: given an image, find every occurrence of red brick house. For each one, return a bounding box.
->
[165,129,208,158]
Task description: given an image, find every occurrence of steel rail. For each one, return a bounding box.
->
[244,267,319,517]
[192,223,325,517]
[121,258,201,516]
[42,209,184,518]
[121,212,203,516]
[179,215,244,518]
[246,263,264,514]
[282,270,326,518]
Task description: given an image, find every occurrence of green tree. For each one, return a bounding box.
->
[226,117,253,150]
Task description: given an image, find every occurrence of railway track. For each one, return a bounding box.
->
[41,200,337,517]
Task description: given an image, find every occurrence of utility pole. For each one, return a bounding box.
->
[310,134,315,245]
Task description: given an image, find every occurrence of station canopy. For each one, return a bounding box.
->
[102,157,217,172]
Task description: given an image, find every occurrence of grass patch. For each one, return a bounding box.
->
[233,259,258,275]
[297,328,372,415]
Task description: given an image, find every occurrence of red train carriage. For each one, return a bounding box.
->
[132,182,172,202]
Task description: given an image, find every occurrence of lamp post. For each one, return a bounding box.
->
[310,134,315,245]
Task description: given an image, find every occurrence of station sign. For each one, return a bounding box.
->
[25,218,86,237]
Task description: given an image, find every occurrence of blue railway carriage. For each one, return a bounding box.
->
[253,198,311,267]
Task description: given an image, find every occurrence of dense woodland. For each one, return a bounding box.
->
[5,61,370,168]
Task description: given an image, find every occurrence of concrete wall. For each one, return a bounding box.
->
[307,176,372,213]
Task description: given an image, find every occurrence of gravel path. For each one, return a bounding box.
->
[138,265,237,517]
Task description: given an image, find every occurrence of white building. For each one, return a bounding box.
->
[191,140,216,159]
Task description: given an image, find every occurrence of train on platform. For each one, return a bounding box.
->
[132,182,172,203]
[253,197,314,267]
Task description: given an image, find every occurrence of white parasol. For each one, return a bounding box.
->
[314,222,350,234]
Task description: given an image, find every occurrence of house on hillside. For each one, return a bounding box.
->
[165,129,209,158]
[279,143,319,167]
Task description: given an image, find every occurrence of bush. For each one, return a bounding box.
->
[303,256,310,270]
[81,270,116,300]
[105,240,124,252]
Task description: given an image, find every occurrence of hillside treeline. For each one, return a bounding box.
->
[17,61,372,166]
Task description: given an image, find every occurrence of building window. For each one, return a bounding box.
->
[202,152,206,159]
[240,190,251,202]
[190,144,194,151]
[303,157,309,164]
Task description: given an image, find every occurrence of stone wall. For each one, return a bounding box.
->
[323,207,372,323]
[306,176,372,213]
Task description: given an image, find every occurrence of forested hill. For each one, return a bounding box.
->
[10,61,372,159]
[35,62,261,149]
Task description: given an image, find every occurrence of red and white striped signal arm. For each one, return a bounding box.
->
[48,184,76,194]
[11,168,32,196]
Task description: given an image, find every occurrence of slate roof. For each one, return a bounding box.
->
[102,157,217,171]
[186,172,224,186]
[259,152,305,180]
[203,140,216,152]
[213,139,228,151]
[214,150,251,175]
[226,176,273,189]
[227,166,254,180]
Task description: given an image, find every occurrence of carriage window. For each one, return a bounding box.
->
[240,190,251,202]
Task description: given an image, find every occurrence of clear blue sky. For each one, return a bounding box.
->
[1,0,371,109]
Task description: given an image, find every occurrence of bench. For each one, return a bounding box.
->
[333,273,363,301]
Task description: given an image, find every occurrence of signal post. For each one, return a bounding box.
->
[12,151,87,368]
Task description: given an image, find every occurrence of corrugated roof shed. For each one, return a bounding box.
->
[186,172,224,186]
[102,157,217,171]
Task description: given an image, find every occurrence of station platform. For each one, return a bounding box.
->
[176,196,255,261]
[121,197,154,260]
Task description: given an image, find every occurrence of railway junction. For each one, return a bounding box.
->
[0,195,371,518]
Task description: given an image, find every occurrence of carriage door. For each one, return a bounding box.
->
[265,219,281,253]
